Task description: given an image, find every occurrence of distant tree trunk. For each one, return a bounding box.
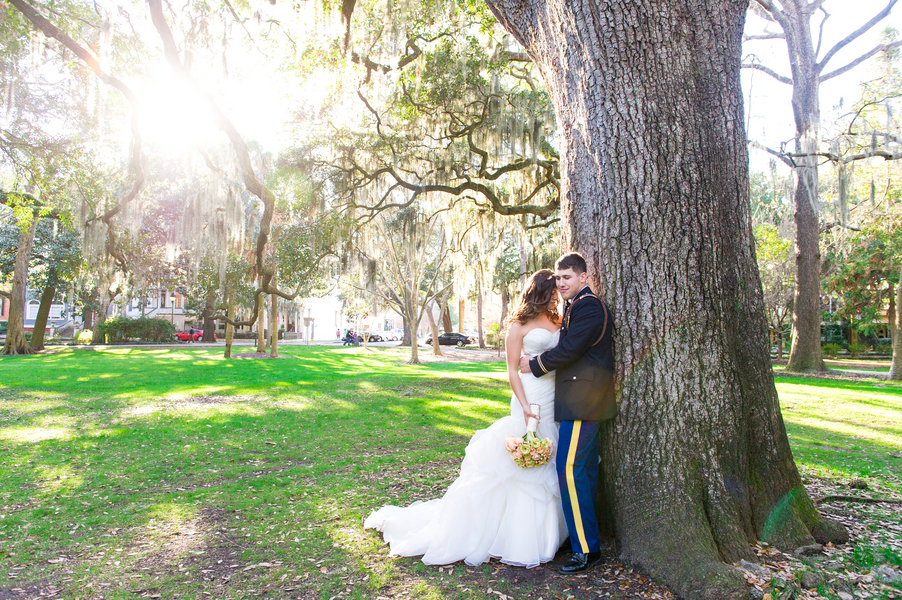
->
[399,315,411,346]
[777,323,784,361]
[202,289,216,342]
[442,304,453,333]
[887,280,896,346]
[405,294,419,364]
[269,291,278,358]
[518,231,528,287]
[256,287,266,353]
[476,269,486,349]
[224,285,235,359]
[92,291,112,344]
[425,300,442,356]
[1,218,38,356]
[30,283,56,351]
[83,288,98,332]
[485,1,847,598]
[407,313,419,364]
[890,264,902,380]
[500,285,510,328]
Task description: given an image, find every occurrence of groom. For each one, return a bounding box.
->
[519,252,616,573]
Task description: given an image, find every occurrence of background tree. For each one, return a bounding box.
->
[743,0,902,372]
[754,224,796,359]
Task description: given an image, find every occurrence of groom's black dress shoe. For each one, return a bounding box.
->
[559,551,602,573]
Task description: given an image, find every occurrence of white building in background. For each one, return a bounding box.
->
[293,294,402,341]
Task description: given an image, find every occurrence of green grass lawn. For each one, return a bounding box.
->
[1,347,900,600]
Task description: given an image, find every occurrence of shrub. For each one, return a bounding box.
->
[76,331,94,345]
[847,342,863,358]
[486,324,502,348]
[821,343,841,358]
[98,317,176,343]
[874,342,893,355]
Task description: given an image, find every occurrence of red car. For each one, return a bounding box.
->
[174,330,217,342]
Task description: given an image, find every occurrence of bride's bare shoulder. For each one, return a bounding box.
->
[506,320,525,340]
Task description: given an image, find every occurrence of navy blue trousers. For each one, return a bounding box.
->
[556,419,601,554]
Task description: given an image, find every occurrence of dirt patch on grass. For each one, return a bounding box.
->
[123,394,258,417]
[369,550,675,600]
[232,352,287,359]
[408,349,505,363]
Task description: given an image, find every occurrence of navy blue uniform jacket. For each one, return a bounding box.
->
[528,287,616,422]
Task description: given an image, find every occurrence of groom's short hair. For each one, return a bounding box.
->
[556,252,587,274]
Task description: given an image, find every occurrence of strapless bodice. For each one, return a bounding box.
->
[522,327,560,356]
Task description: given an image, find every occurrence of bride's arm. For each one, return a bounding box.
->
[505,323,539,426]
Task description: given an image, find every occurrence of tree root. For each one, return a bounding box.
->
[815,494,902,506]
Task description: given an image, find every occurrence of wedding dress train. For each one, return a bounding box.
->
[364,328,566,568]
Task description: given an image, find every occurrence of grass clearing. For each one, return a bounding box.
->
[0,346,899,599]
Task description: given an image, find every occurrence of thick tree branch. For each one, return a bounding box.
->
[820,40,902,82]
[8,0,145,271]
[147,0,278,290]
[741,59,793,85]
[817,0,898,72]
[748,140,796,168]
[743,33,785,41]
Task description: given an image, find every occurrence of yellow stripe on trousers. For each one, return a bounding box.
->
[565,420,589,553]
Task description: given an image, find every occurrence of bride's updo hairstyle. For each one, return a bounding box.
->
[506,269,560,329]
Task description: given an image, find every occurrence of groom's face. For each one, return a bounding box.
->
[555,267,588,301]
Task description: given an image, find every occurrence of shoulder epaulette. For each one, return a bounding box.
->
[565,293,608,347]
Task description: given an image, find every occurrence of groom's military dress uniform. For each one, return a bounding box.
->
[528,286,615,556]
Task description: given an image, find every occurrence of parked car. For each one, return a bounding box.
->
[174,330,217,342]
[363,332,383,342]
[424,332,473,347]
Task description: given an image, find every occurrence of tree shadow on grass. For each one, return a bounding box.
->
[0,346,527,598]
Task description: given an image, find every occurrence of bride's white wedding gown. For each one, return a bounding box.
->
[364,328,567,568]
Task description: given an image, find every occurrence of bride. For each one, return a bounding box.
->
[363,269,567,568]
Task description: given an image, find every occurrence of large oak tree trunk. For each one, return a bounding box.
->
[484,1,846,598]
[1,218,38,355]
[30,283,56,351]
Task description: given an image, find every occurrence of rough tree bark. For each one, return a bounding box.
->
[484,1,846,598]
[890,263,902,380]
[30,283,56,351]
[1,218,39,355]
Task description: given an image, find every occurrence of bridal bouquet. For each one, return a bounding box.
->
[505,404,553,468]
